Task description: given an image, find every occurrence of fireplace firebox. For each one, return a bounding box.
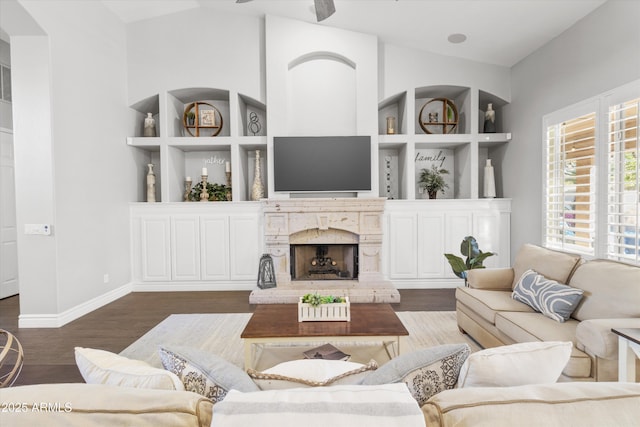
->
[290,244,358,281]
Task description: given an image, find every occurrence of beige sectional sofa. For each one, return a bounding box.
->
[2,381,640,426]
[456,243,640,381]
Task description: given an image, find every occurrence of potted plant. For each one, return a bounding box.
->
[444,236,495,286]
[419,164,449,199]
[186,110,196,126]
[299,293,350,322]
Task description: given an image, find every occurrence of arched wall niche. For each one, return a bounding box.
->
[286,51,357,136]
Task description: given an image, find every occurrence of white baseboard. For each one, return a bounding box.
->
[132,281,256,292]
[18,283,133,328]
[392,278,463,289]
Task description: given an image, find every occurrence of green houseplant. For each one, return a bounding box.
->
[418,164,449,199]
[444,236,495,286]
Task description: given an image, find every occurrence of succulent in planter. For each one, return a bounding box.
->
[418,164,449,199]
[444,236,495,286]
[301,293,346,308]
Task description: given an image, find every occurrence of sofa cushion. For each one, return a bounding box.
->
[74,347,184,391]
[422,382,640,427]
[495,312,591,378]
[247,359,378,390]
[511,244,581,289]
[158,345,259,402]
[0,383,213,427]
[512,269,584,322]
[576,318,640,360]
[457,341,572,388]
[569,259,640,321]
[362,344,470,406]
[211,384,425,427]
[456,287,534,325]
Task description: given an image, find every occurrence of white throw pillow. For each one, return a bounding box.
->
[247,359,378,390]
[457,341,572,388]
[75,347,184,391]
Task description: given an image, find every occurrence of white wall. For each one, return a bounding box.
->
[505,0,640,256]
[379,43,511,104]
[126,8,264,106]
[6,0,134,322]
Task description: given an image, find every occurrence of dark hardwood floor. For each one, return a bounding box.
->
[0,289,455,386]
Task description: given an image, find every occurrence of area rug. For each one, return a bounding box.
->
[120,311,480,369]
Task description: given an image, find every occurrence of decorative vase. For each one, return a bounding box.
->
[251,150,265,201]
[428,189,438,199]
[146,163,156,203]
[484,159,496,198]
[483,103,496,133]
[143,113,156,137]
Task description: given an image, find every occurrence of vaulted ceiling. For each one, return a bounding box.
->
[101,0,607,67]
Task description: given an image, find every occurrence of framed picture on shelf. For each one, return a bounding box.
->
[200,109,216,127]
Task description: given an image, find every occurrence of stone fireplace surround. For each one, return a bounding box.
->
[249,198,400,304]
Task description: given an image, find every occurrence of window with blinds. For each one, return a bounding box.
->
[544,112,596,255]
[608,98,639,263]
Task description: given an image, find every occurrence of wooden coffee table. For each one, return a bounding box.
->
[241,303,408,369]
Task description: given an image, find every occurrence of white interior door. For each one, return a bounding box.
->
[0,128,18,298]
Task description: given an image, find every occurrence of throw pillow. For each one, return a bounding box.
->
[74,347,184,391]
[158,345,259,402]
[247,359,378,390]
[457,341,573,388]
[361,343,470,406]
[512,269,584,322]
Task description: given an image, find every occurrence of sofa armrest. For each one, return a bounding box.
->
[576,318,640,360]
[466,268,514,290]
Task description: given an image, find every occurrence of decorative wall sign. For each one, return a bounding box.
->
[418,98,458,134]
[414,149,455,199]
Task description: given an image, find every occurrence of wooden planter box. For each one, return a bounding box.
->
[298,297,351,322]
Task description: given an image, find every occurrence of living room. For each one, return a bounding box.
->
[0,0,639,425]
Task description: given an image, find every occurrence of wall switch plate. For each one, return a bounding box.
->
[24,224,52,236]
[103,274,109,284]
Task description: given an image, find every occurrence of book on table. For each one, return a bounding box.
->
[303,343,350,361]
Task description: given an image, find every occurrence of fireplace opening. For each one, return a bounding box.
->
[290,244,358,281]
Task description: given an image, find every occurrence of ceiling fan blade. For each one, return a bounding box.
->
[314,0,335,22]
[236,0,253,3]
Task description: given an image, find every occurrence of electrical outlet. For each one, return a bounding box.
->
[103,274,109,284]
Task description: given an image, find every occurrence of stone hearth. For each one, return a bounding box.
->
[249,198,400,304]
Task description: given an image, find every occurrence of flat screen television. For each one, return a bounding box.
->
[273,136,371,192]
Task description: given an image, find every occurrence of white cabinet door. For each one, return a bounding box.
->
[201,216,229,280]
[417,212,445,277]
[388,213,418,279]
[141,216,171,281]
[229,215,260,280]
[171,216,200,281]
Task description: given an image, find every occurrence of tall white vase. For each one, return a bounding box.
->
[484,159,496,198]
[146,163,156,202]
[251,150,265,201]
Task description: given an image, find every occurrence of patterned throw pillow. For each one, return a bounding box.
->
[158,345,259,402]
[361,344,470,406]
[512,269,584,322]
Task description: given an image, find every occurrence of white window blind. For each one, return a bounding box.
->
[608,98,639,263]
[544,112,596,255]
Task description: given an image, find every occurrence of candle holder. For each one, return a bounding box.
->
[225,171,232,201]
[200,175,209,201]
[184,178,192,202]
